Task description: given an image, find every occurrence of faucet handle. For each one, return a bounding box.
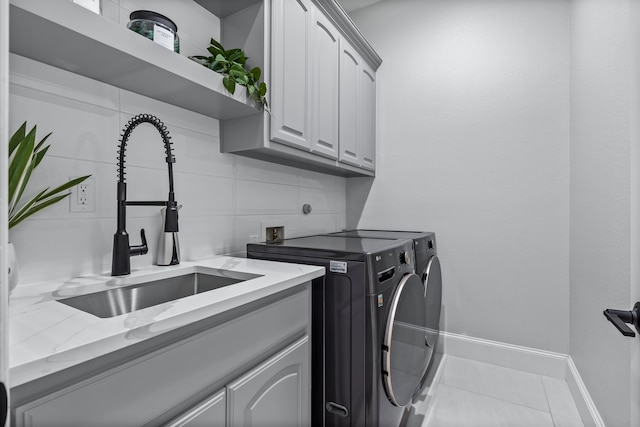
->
[130,229,149,256]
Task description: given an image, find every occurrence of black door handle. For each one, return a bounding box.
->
[603,302,640,337]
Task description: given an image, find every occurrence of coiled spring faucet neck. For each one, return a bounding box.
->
[112,114,179,276]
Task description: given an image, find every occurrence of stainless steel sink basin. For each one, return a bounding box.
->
[57,269,262,318]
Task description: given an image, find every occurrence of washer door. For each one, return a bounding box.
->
[423,255,442,358]
[382,272,429,407]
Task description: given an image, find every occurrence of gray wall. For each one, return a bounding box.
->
[569,0,635,425]
[347,0,571,353]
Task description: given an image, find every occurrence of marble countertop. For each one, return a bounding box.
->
[8,256,324,387]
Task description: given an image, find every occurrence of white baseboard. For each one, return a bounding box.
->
[565,357,606,427]
[440,331,568,378]
[440,331,604,427]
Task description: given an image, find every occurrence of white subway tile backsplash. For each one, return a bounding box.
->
[300,187,338,214]
[10,218,114,283]
[299,169,338,190]
[177,135,236,179]
[119,90,220,137]
[236,156,301,186]
[9,54,120,110]
[175,174,235,217]
[236,180,299,215]
[10,86,120,164]
[179,216,236,259]
[9,55,346,285]
[299,213,341,236]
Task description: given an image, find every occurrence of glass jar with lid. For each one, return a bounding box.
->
[127,10,180,53]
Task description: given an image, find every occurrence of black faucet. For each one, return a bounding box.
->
[111,114,179,276]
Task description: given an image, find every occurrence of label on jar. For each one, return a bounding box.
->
[153,24,175,51]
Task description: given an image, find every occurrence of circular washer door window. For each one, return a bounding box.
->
[382,272,429,407]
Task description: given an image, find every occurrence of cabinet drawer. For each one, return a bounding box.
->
[14,285,310,427]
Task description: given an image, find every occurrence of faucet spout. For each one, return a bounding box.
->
[111,114,178,276]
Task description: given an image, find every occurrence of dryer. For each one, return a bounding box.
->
[326,230,442,397]
[247,235,429,426]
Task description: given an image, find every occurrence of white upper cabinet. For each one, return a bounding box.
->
[212,0,382,177]
[338,38,361,167]
[339,39,376,170]
[270,0,313,149]
[310,12,340,159]
[360,62,376,170]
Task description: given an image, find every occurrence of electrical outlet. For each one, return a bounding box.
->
[70,177,95,213]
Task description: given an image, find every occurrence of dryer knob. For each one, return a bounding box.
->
[401,251,411,265]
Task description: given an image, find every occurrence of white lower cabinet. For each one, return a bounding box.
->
[227,336,309,426]
[166,389,226,427]
[12,286,311,427]
[168,336,309,427]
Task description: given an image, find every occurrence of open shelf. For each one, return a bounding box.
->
[9,0,260,120]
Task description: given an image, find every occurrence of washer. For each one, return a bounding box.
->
[326,229,442,397]
[247,235,429,426]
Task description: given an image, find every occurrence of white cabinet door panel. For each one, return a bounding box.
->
[360,63,376,170]
[339,38,360,167]
[227,336,310,427]
[311,13,339,159]
[165,389,226,427]
[270,0,312,149]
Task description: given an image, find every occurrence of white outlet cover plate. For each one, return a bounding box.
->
[69,176,96,213]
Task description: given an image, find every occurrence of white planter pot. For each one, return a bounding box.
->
[7,242,18,294]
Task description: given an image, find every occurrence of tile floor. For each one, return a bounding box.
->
[405,355,585,427]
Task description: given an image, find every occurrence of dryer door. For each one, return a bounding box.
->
[422,255,442,360]
[382,273,429,407]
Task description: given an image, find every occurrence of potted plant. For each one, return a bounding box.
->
[8,122,91,291]
[190,38,269,111]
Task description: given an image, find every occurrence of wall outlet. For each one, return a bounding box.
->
[69,177,95,213]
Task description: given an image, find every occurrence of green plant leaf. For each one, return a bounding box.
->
[39,175,91,201]
[9,193,70,229]
[8,188,48,225]
[34,132,52,153]
[8,127,36,211]
[197,37,269,110]
[33,144,50,169]
[9,161,35,217]
[209,38,225,52]
[215,53,228,64]
[250,67,261,81]
[8,123,93,229]
[222,76,236,94]
[9,121,27,156]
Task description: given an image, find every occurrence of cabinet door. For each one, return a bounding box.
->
[227,336,310,426]
[270,0,313,150]
[338,38,361,167]
[359,62,376,170]
[310,12,339,159]
[165,389,226,427]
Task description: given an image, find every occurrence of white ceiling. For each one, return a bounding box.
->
[336,0,385,13]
